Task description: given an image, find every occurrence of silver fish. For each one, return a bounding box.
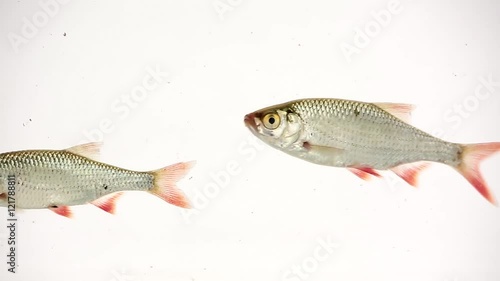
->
[0,142,194,217]
[244,98,500,205]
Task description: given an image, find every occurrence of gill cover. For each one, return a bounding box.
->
[255,108,303,148]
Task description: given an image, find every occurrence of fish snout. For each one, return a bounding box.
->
[244,113,257,130]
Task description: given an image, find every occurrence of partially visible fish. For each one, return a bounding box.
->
[0,142,194,218]
[244,98,500,205]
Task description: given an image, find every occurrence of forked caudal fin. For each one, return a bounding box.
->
[149,161,195,209]
[456,142,500,206]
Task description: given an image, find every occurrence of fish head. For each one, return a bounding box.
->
[244,103,304,149]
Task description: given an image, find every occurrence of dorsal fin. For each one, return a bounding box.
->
[65,142,102,161]
[374,102,415,123]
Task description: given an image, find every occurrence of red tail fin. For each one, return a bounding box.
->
[456,142,500,205]
[149,161,195,209]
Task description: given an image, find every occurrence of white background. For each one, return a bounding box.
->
[1,0,500,280]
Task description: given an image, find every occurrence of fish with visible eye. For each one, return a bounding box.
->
[244,98,500,205]
[0,142,194,218]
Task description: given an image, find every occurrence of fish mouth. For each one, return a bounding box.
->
[244,113,257,131]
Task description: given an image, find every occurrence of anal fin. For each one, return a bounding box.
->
[91,192,123,214]
[49,205,73,218]
[390,162,430,187]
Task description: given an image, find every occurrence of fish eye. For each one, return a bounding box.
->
[262,112,280,129]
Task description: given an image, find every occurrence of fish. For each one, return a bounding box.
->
[0,142,194,218]
[244,98,500,205]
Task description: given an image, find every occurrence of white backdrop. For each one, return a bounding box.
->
[1,1,500,281]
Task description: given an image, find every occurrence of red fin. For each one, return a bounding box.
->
[91,192,123,214]
[374,102,415,123]
[347,167,381,180]
[149,161,195,209]
[390,162,430,187]
[49,206,73,218]
[456,142,500,205]
[65,142,102,161]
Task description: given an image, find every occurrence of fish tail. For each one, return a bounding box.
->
[149,161,195,209]
[455,142,500,205]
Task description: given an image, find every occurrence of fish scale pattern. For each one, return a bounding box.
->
[0,150,153,208]
[289,99,461,169]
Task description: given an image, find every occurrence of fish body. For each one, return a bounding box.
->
[244,98,500,205]
[0,143,193,217]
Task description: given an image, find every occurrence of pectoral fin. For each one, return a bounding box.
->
[301,142,346,167]
[303,142,344,155]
